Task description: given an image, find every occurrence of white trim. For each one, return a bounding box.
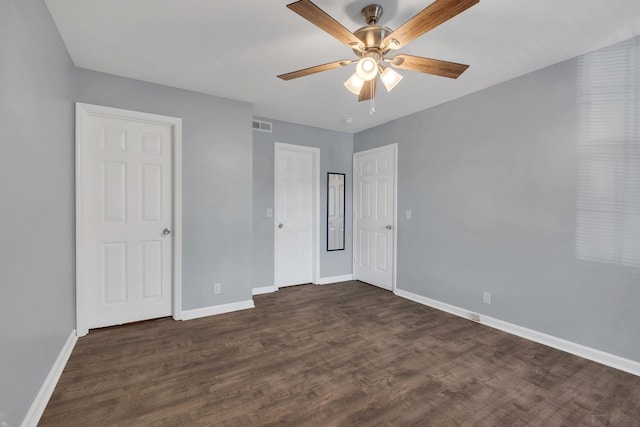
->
[395,289,470,319]
[352,143,398,292]
[75,104,88,336]
[181,300,255,321]
[172,119,183,321]
[252,286,278,295]
[75,103,183,336]
[391,144,398,293]
[316,274,354,285]
[273,142,320,287]
[313,148,321,285]
[394,288,640,377]
[21,330,77,427]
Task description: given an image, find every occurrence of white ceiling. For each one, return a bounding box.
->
[45,0,640,133]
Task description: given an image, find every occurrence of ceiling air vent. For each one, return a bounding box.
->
[252,120,273,133]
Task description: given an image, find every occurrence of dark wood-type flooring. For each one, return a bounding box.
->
[40,281,640,426]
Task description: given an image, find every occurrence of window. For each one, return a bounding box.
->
[576,37,640,268]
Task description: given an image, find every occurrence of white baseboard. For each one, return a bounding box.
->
[181,300,255,321]
[394,288,640,377]
[315,274,354,285]
[252,286,278,296]
[22,329,78,427]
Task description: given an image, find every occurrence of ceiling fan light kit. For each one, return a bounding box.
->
[355,54,380,81]
[380,66,403,92]
[344,73,365,95]
[278,0,479,107]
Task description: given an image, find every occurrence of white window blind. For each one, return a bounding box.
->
[576,37,640,268]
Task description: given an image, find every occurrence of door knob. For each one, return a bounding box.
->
[278,223,284,228]
[386,225,392,230]
[163,228,172,235]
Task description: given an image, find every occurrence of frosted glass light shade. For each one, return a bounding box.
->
[344,73,365,95]
[381,67,403,92]
[356,57,378,81]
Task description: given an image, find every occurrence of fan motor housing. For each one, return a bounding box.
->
[353,5,392,56]
[353,26,393,56]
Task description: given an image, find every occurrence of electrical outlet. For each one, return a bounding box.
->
[266,208,273,218]
[214,283,221,295]
[483,291,491,304]
[405,210,412,220]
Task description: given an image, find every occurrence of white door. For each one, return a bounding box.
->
[353,144,396,290]
[77,104,181,333]
[274,143,318,287]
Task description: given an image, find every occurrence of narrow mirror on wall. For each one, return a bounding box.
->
[327,173,345,251]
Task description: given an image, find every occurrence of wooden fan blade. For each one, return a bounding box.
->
[383,0,479,48]
[277,60,351,81]
[391,54,469,79]
[358,78,377,102]
[288,0,361,46]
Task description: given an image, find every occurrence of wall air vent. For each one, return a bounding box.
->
[252,120,273,133]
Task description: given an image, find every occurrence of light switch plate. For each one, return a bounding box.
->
[266,208,273,218]
[483,291,491,304]
[405,210,412,220]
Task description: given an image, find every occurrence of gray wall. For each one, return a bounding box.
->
[252,118,353,287]
[354,38,640,362]
[3,2,636,423]
[74,69,254,309]
[0,0,75,425]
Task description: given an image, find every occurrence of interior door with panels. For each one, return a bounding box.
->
[354,144,396,290]
[274,143,319,287]
[76,104,182,334]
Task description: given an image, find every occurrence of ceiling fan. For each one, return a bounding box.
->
[278,0,479,102]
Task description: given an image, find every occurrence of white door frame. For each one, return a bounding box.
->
[353,143,398,292]
[75,103,183,336]
[274,142,320,287]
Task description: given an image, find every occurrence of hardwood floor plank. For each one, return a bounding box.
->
[39,281,640,426]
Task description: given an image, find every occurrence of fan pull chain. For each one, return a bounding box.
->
[369,80,375,116]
